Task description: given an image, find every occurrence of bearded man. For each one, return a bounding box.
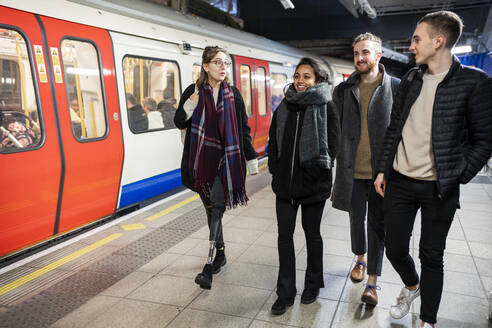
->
[331,32,399,306]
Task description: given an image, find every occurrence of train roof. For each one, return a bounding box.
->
[1,0,320,64]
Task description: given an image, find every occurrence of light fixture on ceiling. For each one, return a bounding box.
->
[279,0,294,10]
[338,0,376,19]
[452,45,473,54]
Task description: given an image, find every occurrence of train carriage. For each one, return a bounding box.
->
[0,0,353,259]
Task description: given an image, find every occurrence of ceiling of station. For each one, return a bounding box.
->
[237,0,492,61]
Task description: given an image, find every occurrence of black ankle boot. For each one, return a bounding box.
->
[301,288,319,304]
[212,248,227,274]
[271,296,295,315]
[195,264,213,289]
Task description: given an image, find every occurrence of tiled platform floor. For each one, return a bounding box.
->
[2,171,492,328]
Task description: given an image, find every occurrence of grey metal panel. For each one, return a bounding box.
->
[68,0,310,58]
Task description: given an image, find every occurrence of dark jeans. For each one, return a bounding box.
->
[200,176,226,248]
[384,171,459,324]
[276,197,325,299]
[348,179,385,276]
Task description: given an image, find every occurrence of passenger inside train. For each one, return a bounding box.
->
[0,114,38,149]
[126,93,148,132]
[68,95,82,139]
[157,89,177,129]
[142,96,164,129]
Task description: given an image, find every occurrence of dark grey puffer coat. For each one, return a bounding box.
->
[377,56,492,198]
[331,65,399,211]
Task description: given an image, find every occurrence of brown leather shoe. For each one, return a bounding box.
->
[361,284,380,306]
[350,261,366,282]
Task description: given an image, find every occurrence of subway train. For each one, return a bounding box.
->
[0,0,354,259]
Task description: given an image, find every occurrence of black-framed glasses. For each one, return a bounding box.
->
[211,59,232,67]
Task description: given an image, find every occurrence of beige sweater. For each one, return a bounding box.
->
[393,70,448,180]
[354,74,381,179]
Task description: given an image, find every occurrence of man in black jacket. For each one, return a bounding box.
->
[126,93,148,132]
[374,11,492,327]
[331,32,399,307]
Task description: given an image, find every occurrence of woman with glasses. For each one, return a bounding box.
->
[268,57,340,314]
[174,46,258,290]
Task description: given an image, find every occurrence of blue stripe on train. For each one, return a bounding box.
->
[119,169,182,208]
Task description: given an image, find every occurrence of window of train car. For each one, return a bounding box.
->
[270,73,288,113]
[61,39,107,141]
[122,56,181,132]
[256,67,267,116]
[0,29,42,153]
[239,65,252,117]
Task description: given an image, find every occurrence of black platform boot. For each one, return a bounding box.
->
[212,247,227,274]
[195,263,213,289]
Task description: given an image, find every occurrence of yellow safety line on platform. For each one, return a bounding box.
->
[0,233,122,297]
[120,223,146,231]
[145,194,200,222]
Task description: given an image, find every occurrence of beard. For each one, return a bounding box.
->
[354,60,378,74]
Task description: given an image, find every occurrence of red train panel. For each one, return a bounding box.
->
[40,16,123,233]
[0,6,61,255]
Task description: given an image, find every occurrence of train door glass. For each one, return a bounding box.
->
[255,66,267,116]
[270,73,287,113]
[60,39,107,140]
[122,56,181,131]
[0,29,42,152]
[239,64,252,117]
[192,63,200,83]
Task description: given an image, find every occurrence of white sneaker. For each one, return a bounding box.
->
[389,286,420,319]
[422,322,434,328]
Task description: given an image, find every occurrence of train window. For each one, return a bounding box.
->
[61,39,107,140]
[0,29,42,152]
[192,64,201,83]
[123,56,181,132]
[256,67,267,116]
[239,65,252,117]
[270,73,287,113]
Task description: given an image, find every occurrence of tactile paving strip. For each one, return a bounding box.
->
[0,171,269,327]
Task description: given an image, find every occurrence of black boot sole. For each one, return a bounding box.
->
[271,299,294,315]
[300,296,317,304]
[301,290,319,304]
[212,258,227,274]
[194,274,212,289]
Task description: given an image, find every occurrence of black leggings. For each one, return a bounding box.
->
[276,197,325,299]
[200,176,226,248]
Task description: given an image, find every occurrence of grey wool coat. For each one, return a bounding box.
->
[331,64,399,211]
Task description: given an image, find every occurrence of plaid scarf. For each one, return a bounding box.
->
[189,82,247,208]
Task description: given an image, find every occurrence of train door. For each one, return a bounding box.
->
[0,6,61,256]
[233,55,270,156]
[39,16,123,232]
[233,56,255,142]
[252,59,270,155]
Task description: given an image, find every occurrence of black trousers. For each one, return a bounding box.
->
[384,171,459,324]
[276,197,325,299]
[348,179,385,276]
[200,176,226,248]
